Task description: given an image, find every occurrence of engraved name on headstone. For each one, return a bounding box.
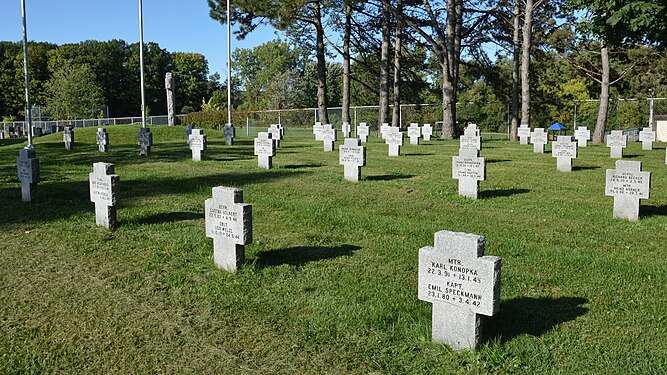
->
[17,147,39,202]
[422,123,433,141]
[460,123,481,151]
[574,126,591,147]
[89,162,119,229]
[322,124,337,152]
[339,138,366,182]
[96,128,109,152]
[189,128,207,161]
[607,130,627,158]
[408,123,421,145]
[552,135,577,172]
[385,127,403,156]
[63,126,74,150]
[518,125,531,145]
[605,160,650,221]
[452,148,486,199]
[205,186,252,271]
[138,127,153,156]
[638,127,656,150]
[254,132,276,169]
[357,123,369,143]
[530,128,548,153]
[418,230,501,351]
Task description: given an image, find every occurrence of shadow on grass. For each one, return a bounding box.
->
[366,174,414,181]
[639,204,667,218]
[485,296,588,343]
[0,138,27,147]
[572,165,600,171]
[486,159,511,164]
[254,244,361,268]
[479,188,530,199]
[404,152,435,156]
[281,163,324,169]
[128,211,204,225]
[623,154,641,159]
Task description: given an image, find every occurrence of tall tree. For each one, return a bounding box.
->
[391,0,403,128]
[378,0,391,128]
[510,0,521,140]
[45,61,104,119]
[341,0,353,125]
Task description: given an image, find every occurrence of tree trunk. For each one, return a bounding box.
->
[314,1,329,124]
[510,0,521,140]
[520,0,533,128]
[442,62,456,139]
[439,0,460,139]
[378,0,391,130]
[391,0,403,128]
[341,0,352,125]
[593,42,610,144]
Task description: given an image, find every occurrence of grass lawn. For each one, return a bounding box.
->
[1,125,666,374]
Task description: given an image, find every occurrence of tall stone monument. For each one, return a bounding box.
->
[63,126,74,150]
[138,127,153,156]
[17,147,39,202]
[607,130,627,158]
[89,162,119,229]
[189,128,207,161]
[357,123,369,143]
[385,127,403,156]
[518,125,531,145]
[165,72,176,126]
[205,186,252,271]
[418,230,501,351]
[574,126,591,147]
[254,132,275,169]
[605,160,650,221]
[638,127,656,150]
[224,123,235,145]
[552,136,577,172]
[96,128,109,152]
[530,128,548,153]
[452,148,486,199]
[339,138,366,182]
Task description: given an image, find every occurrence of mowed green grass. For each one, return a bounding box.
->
[1,125,666,374]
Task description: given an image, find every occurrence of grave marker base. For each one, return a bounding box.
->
[389,144,400,156]
[21,183,37,202]
[214,239,245,271]
[557,158,572,172]
[610,148,623,158]
[95,204,117,229]
[432,302,482,351]
[344,165,361,182]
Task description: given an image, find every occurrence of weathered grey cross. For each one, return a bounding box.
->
[530,128,548,153]
[339,138,366,182]
[254,132,275,169]
[605,160,650,221]
[17,147,39,202]
[89,162,119,229]
[552,136,577,172]
[606,130,626,158]
[205,187,252,271]
[96,128,109,152]
[189,128,207,161]
[452,148,486,199]
[385,127,403,156]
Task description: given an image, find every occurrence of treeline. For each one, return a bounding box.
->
[0,40,217,120]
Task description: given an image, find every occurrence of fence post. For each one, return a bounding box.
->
[246,116,249,136]
[649,98,654,128]
[574,103,577,128]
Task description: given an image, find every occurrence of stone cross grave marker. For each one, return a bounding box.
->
[452,148,486,199]
[418,230,501,351]
[89,162,119,229]
[224,123,235,145]
[422,124,433,141]
[205,186,252,271]
[357,122,369,143]
[574,126,591,147]
[460,124,481,151]
[605,160,650,221]
[313,122,324,141]
[269,124,282,148]
[189,128,207,161]
[552,136,577,172]
[96,128,109,152]
[254,132,275,169]
[165,72,176,126]
[530,128,548,153]
[342,122,351,138]
[185,125,193,144]
[380,122,390,139]
[385,127,403,156]
[408,123,421,145]
[138,127,153,156]
[63,126,74,150]
[518,125,531,145]
[339,138,366,182]
[607,130,627,158]
[638,127,656,150]
[322,124,336,152]
[17,147,39,202]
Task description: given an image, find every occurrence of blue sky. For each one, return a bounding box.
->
[0,0,282,77]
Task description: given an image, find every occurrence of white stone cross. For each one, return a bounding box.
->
[552,136,577,172]
[254,132,275,169]
[517,125,531,145]
[189,128,207,161]
[418,230,501,351]
[357,123,369,143]
[269,124,283,147]
[638,127,656,150]
[607,130,627,158]
[321,124,337,152]
[460,123,481,151]
[138,127,153,156]
[63,126,74,150]
[605,160,650,221]
[380,122,390,139]
[96,128,109,152]
[224,124,235,145]
[313,122,324,141]
[452,148,486,199]
[385,127,403,156]
[574,126,591,147]
[205,186,252,271]
[339,138,366,182]
[17,147,39,202]
[408,123,421,145]
[422,123,433,141]
[342,122,351,138]
[89,162,119,229]
[530,128,548,153]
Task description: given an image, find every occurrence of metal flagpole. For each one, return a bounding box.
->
[227,0,232,127]
[21,0,33,147]
[139,0,146,128]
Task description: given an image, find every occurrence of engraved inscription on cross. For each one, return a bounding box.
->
[460,124,481,151]
[339,138,366,182]
[89,162,119,229]
[321,124,337,152]
[205,186,252,271]
[313,122,324,141]
[605,160,650,221]
[189,128,207,161]
[385,127,403,156]
[254,132,276,169]
[607,130,626,158]
[63,126,74,150]
[530,128,548,153]
[452,148,486,199]
[418,230,501,351]
[408,123,421,145]
[138,127,153,156]
[357,123,369,143]
[96,128,109,152]
[224,124,235,145]
[422,123,433,141]
[17,147,40,202]
[574,126,591,147]
[380,123,390,139]
[341,122,351,138]
[638,127,655,150]
[518,125,531,145]
[552,136,577,172]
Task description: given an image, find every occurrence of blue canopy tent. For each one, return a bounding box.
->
[548,122,567,140]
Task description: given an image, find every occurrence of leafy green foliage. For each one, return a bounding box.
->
[45,61,104,120]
